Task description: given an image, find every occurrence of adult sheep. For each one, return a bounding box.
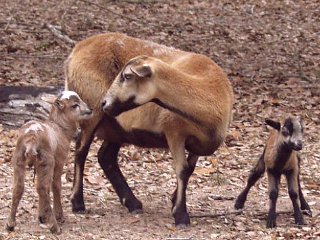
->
[66,32,233,227]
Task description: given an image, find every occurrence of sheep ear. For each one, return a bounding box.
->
[265,118,281,131]
[41,94,56,104]
[130,65,152,78]
[54,99,64,109]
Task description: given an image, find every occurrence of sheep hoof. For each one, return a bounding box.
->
[234,201,245,210]
[71,197,86,213]
[72,205,86,214]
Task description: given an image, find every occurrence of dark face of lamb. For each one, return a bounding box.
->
[266,117,303,151]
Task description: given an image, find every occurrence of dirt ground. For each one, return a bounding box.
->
[0,0,319,239]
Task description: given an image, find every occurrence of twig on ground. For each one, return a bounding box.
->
[79,0,158,27]
[191,210,293,219]
[0,53,67,59]
[296,49,312,82]
[79,0,142,23]
[191,210,242,218]
[208,195,235,201]
[44,23,75,46]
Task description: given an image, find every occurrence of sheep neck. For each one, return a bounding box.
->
[153,63,231,131]
[48,109,78,141]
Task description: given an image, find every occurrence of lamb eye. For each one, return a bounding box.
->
[72,104,79,109]
[282,128,289,137]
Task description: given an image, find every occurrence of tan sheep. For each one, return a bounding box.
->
[66,33,233,227]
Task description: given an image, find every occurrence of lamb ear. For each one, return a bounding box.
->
[265,118,281,131]
[40,94,56,104]
[130,65,152,78]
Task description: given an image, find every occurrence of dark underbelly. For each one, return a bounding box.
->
[125,128,168,148]
[97,115,220,154]
[97,117,168,148]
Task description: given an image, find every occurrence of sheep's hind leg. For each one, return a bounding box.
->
[36,155,61,234]
[286,170,305,225]
[235,154,265,209]
[52,163,64,222]
[98,141,143,213]
[6,151,26,231]
[171,152,198,212]
[169,136,198,228]
[266,171,280,228]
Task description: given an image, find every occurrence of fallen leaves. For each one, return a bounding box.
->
[0,0,320,239]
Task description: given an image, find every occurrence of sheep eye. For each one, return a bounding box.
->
[124,73,132,80]
[72,104,79,109]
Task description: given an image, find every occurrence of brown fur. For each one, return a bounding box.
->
[264,130,299,170]
[6,91,92,234]
[66,33,233,226]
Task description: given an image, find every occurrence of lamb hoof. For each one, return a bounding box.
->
[266,220,276,228]
[302,209,312,217]
[56,215,65,223]
[176,223,189,230]
[39,215,50,224]
[6,223,15,232]
[234,194,246,210]
[130,209,143,214]
[295,218,305,226]
[50,225,62,235]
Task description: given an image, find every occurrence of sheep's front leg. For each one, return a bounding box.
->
[6,152,26,231]
[168,138,196,228]
[286,170,305,225]
[98,141,143,213]
[52,162,64,222]
[71,125,95,213]
[266,171,281,228]
[36,155,61,234]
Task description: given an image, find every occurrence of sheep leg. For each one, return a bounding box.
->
[71,126,95,213]
[98,141,143,213]
[266,171,280,228]
[298,174,312,216]
[297,156,311,215]
[36,155,61,234]
[168,138,194,228]
[171,153,198,210]
[6,151,26,231]
[52,163,64,222]
[286,170,305,225]
[235,154,265,209]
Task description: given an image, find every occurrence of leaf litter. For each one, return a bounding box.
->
[0,0,319,239]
